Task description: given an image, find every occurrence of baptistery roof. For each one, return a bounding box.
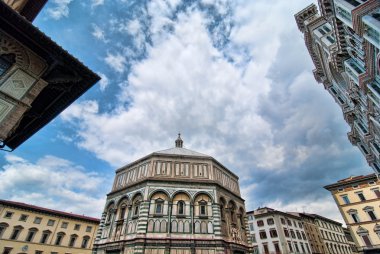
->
[111,134,241,197]
[153,147,210,158]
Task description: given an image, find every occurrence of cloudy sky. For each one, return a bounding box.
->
[0,0,372,222]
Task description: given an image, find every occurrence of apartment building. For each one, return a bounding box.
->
[303,213,352,254]
[0,199,99,254]
[325,174,380,253]
[247,208,311,254]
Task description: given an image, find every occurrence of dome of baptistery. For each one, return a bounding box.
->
[93,135,252,254]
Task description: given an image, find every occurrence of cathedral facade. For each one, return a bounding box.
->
[93,136,252,254]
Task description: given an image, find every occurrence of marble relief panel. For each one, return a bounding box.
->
[0,98,14,123]
[3,69,36,99]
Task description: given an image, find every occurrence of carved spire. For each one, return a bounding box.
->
[175,133,183,148]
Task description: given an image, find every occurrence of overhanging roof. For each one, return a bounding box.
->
[0,2,100,149]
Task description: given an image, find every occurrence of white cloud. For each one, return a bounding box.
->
[91,0,104,8]
[0,154,111,217]
[59,0,366,216]
[98,72,110,91]
[104,53,127,73]
[47,0,73,20]
[92,24,108,42]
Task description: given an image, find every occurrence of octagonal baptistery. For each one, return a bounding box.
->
[93,135,252,254]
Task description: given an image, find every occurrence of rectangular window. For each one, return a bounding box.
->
[200,204,207,216]
[287,219,292,226]
[290,230,296,238]
[259,230,267,239]
[34,217,42,224]
[10,228,21,240]
[35,251,43,254]
[26,231,36,242]
[3,248,12,254]
[81,237,89,248]
[373,188,380,198]
[249,223,254,231]
[61,222,68,228]
[284,228,289,237]
[357,192,366,201]
[55,235,63,245]
[263,244,269,254]
[368,210,377,221]
[269,228,278,238]
[288,242,293,252]
[86,226,92,232]
[341,195,350,204]
[0,226,6,238]
[251,234,256,243]
[267,218,274,225]
[69,236,76,247]
[47,219,55,226]
[19,214,28,222]
[352,213,360,223]
[274,242,280,253]
[301,243,306,253]
[257,220,264,227]
[4,212,13,219]
[155,203,163,214]
[40,232,49,244]
[294,242,300,252]
[74,224,81,230]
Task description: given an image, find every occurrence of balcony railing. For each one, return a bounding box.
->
[363,14,380,49]
[368,82,380,108]
[344,58,365,84]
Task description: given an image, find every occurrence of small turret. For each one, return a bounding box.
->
[175,133,183,148]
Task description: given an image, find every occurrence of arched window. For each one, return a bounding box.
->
[0,53,15,77]
[55,232,65,245]
[10,225,23,240]
[0,223,9,239]
[105,205,115,224]
[178,201,185,215]
[132,198,141,217]
[81,235,90,248]
[69,234,78,247]
[119,204,127,220]
[155,198,164,214]
[40,230,51,244]
[25,227,38,242]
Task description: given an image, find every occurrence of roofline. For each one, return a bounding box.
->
[301,212,342,226]
[0,199,100,223]
[114,149,239,179]
[247,208,302,220]
[324,173,377,190]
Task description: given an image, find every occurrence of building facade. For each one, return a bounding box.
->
[295,0,380,175]
[325,174,380,253]
[0,0,99,150]
[0,199,99,254]
[300,213,352,254]
[296,213,325,254]
[344,227,360,253]
[247,208,311,254]
[93,136,252,254]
